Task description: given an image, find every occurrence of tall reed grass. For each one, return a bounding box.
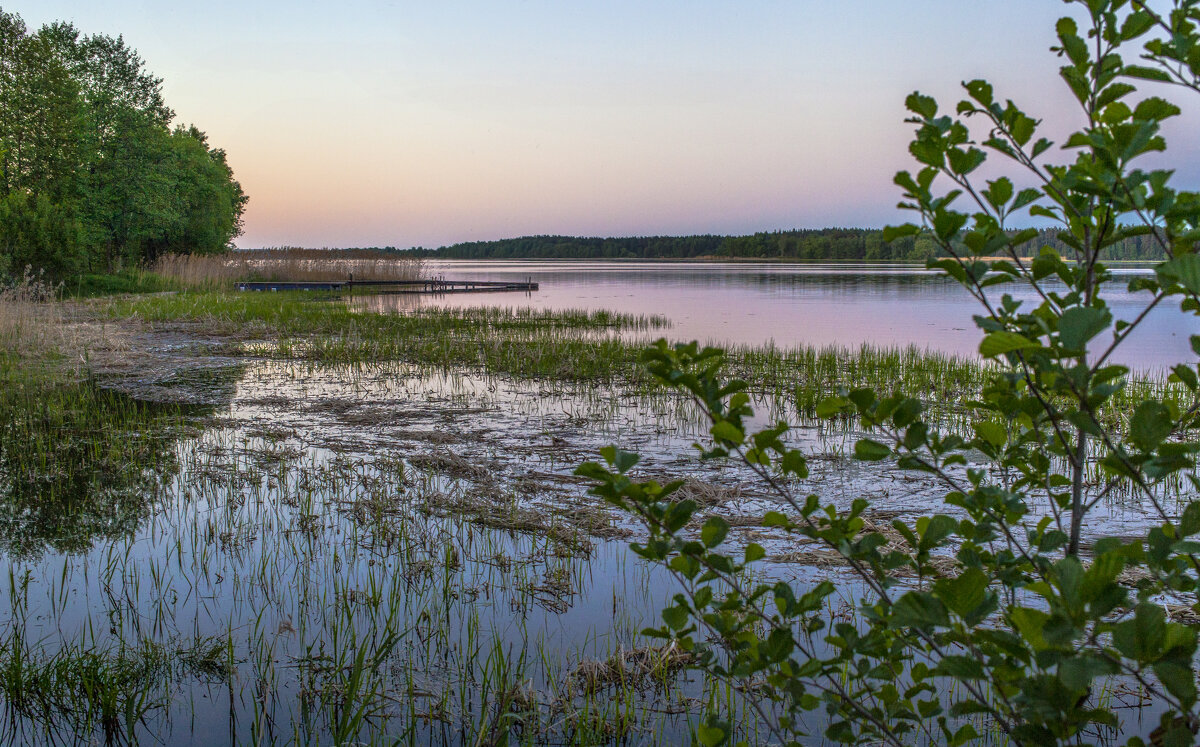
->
[0,268,65,357]
[150,249,425,289]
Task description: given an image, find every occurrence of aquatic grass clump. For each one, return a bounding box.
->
[0,357,194,558]
[414,304,672,331]
[0,629,175,745]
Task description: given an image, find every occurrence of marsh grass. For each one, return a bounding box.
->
[0,268,67,358]
[103,290,1187,435]
[0,373,189,557]
[150,249,425,289]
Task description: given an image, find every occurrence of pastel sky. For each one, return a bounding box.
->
[12,1,1199,248]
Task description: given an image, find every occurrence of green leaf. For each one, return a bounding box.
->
[935,655,985,680]
[1130,401,1172,451]
[701,516,729,548]
[979,331,1040,358]
[973,421,1007,448]
[1059,654,1117,690]
[1170,365,1198,391]
[1123,64,1173,83]
[781,450,808,478]
[1057,306,1111,351]
[600,445,640,473]
[934,567,988,618]
[918,514,958,552]
[1009,606,1049,650]
[1157,253,1200,295]
[696,723,727,747]
[882,223,920,242]
[815,395,849,418]
[763,511,790,528]
[1154,661,1197,707]
[662,605,690,631]
[854,439,891,461]
[1112,604,1166,662]
[1133,97,1181,122]
[905,92,937,118]
[963,79,993,107]
[711,420,744,445]
[1181,502,1200,537]
[891,591,950,629]
[983,177,1012,211]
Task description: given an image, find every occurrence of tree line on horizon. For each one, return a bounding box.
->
[397,228,1168,261]
[0,8,246,281]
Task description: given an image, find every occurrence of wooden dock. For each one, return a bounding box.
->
[236,279,538,294]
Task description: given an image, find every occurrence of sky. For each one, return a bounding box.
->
[12,1,1199,248]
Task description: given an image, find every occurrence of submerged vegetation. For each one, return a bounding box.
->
[103,289,1188,433]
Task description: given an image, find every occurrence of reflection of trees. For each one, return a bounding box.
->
[0,369,239,558]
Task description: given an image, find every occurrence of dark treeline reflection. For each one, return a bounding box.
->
[0,371,239,558]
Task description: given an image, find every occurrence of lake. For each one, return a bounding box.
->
[354,260,1196,371]
[0,260,1190,745]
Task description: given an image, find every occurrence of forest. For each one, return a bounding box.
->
[0,8,246,280]
[409,228,1168,261]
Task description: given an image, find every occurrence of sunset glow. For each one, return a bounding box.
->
[16,0,1190,247]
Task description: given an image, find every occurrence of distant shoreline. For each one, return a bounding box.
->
[241,250,1156,267]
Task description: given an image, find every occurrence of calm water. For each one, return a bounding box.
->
[360,260,1197,371]
[0,262,1186,744]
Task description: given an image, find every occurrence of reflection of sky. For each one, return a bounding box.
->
[361,261,1198,371]
[26,1,1200,249]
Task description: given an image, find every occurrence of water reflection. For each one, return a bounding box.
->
[353,260,1196,371]
[0,377,235,558]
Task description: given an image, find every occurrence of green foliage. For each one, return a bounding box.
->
[578,1,1200,743]
[0,9,246,280]
[67,270,177,297]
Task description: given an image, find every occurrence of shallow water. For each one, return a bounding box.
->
[0,359,1180,744]
[2,262,1195,743]
[354,260,1196,371]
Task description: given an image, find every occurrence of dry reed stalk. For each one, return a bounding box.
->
[150,250,425,288]
[0,267,66,356]
[0,269,128,375]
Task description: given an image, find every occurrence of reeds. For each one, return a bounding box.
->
[0,268,64,356]
[150,249,425,289]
